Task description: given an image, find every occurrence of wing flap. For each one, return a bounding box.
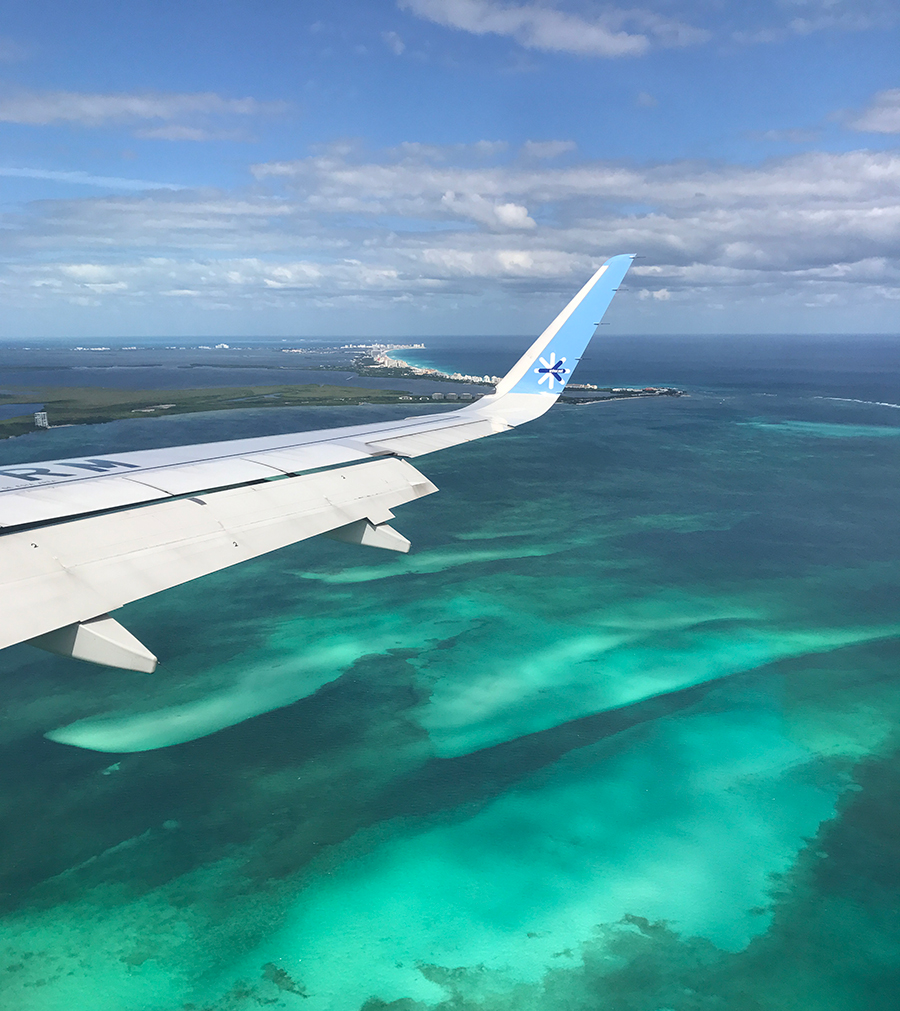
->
[0,477,167,529]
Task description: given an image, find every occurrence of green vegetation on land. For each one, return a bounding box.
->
[0,383,424,439]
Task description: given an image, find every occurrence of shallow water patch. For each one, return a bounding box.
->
[742,420,900,438]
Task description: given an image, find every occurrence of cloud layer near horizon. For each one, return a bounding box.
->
[1,140,898,330]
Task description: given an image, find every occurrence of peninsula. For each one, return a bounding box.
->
[353,347,502,386]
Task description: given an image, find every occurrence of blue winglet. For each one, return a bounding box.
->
[495,253,635,397]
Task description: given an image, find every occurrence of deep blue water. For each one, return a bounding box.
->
[0,334,898,1010]
[414,332,900,402]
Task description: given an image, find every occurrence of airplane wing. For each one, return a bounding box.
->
[0,253,635,672]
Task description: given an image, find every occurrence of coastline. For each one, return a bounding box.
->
[356,346,501,387]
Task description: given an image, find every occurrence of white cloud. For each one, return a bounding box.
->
[133,125,251,142]
[520,139,576,159]
[0,90,285,135]
[386,139,509,161]
[0,167,182,190]
[419,246,579,276]
[382,30,406,54]
[395,0,895,57]
[733,0,898,43]
[441,190,537,228]
[845,88,900,134]
[398,0,709,57]
[747,128,821,144]
[250,146,900,228]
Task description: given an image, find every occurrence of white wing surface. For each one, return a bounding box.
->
[0,254,634,671]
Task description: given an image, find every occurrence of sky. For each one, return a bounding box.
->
[0,0,899,337]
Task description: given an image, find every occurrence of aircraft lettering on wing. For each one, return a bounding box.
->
[0,460,140,483]
[0,254,635,673]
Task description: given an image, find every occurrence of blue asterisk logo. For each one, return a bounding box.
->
[534,351,568,390]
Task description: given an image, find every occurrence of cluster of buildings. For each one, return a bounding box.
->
[610,387,684,396]
[341,343,426,351]
[367,348,500,387]
[568,384,681,395]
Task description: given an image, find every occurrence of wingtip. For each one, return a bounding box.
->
[604,252,638,265]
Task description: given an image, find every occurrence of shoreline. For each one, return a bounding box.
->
[355,347,502,387]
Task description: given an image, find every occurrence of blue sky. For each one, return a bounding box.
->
[1,0,899,336]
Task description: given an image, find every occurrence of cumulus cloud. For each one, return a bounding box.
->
[398,0,709,57]
[441,190,537,228]
[845,88,900,134]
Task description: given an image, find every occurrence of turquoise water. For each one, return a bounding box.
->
[1,344,899,1009]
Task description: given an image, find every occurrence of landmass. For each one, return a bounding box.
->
[354,348,685,403]
[0,342,685,440]
[0,382,446,440]
[560,385,685,404]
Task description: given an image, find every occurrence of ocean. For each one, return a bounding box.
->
[0,333,898,1010]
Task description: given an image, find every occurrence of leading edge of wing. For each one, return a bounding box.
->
[0,254,634,531]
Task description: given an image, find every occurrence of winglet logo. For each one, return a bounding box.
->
[534,351,568,391]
